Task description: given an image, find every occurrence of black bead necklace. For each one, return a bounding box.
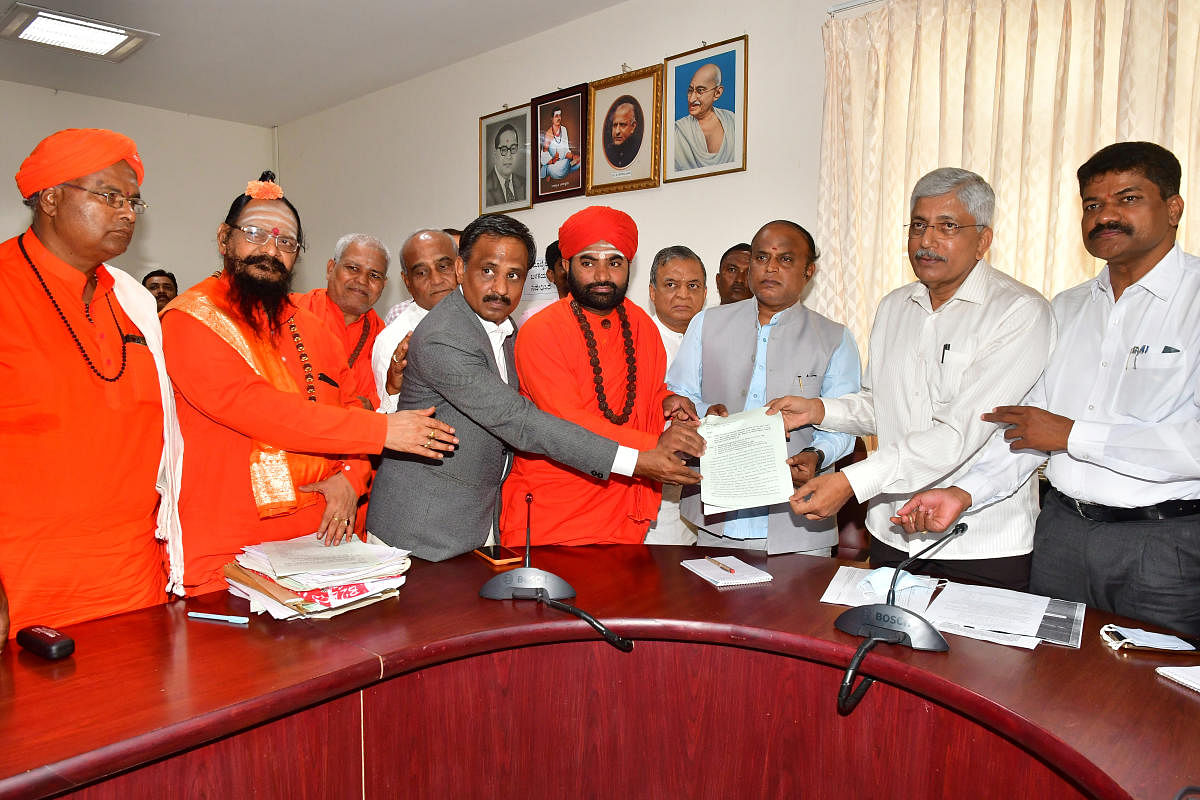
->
[17,233,128,382]
[287,315,317,402]
[569,299,636,424]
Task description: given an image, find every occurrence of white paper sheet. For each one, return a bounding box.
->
[697,407,794,511]
[923,583,1050,637]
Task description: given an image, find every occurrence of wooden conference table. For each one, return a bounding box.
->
[1,546,1197,799]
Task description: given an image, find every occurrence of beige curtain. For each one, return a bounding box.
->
[810,0,1200,350]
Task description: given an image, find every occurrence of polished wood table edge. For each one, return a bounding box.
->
[2,645,382,800]
[329,613,1128,800]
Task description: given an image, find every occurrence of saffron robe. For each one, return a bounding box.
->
[162,277,386,595]
[0,230,166,634]
[292,288,382,409]
[500,298,669,545]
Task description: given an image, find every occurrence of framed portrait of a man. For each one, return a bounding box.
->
[531,84,588,203]
[586,65,663,196]
[663,35,748,183]
[479,104,533,215]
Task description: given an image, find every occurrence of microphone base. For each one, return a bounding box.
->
[480,567,576,600]
[834,603,949,652]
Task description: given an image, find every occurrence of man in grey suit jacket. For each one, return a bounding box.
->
[366,214,703,561]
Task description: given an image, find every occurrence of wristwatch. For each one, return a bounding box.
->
[800,446,825,471]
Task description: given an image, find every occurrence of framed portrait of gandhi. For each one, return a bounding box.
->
[663,35,748,183]
[479,104,533,215]
[531,84,588,204]
[585,65,663,196]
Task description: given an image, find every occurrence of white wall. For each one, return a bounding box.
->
[0,79,273,289]
[279,0,831,314]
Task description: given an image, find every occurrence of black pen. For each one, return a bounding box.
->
[941,343,950,363]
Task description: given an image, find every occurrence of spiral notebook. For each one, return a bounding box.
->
[681,556,773,587]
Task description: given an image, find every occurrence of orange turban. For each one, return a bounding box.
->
[558,206,638,261]
[15,128,144,198]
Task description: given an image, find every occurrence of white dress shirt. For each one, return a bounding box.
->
[651,313,686,365]
[371,301,431,413]
[646,311,693,545]
[820,261,1053,558]
[959,244,1200,509]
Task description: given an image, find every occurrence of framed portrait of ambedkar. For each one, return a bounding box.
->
[663,35,748,183]
[585,65,663,196]
[479,104,533,215]
[531,84,588,203]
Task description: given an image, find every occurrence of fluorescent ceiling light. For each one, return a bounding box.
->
[0,3,157,62]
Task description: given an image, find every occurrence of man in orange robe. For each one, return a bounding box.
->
[0,128,183,640]
[500,206,692,545]
[292,233,390,409]
[161,172,458,595]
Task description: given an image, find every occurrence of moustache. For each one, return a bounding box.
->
[585,281,619,293]
[481,294,512,306]
[1089,221,1133,239]
[913,248,947,263]
[241,254,288,275]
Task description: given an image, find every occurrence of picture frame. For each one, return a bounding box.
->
[586,65,663,196]
[663,35,748,183]
[531,84,588,203]
[479,104,533,215]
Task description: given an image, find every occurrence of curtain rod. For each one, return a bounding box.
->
[828,0,884,15]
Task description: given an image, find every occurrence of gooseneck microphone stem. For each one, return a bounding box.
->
[523,492,533,568]
[886,522,968,605]
[479,494,632,653]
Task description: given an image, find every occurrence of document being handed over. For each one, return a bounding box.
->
[698,407,794,512]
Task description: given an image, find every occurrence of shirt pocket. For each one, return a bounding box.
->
[1112,348,1188,421]
[933,348,973,405]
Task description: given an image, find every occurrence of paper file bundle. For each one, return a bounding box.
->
[224,533,411,619]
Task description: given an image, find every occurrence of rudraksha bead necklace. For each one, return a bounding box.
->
[569,299,636,424]
[18,233,128,382]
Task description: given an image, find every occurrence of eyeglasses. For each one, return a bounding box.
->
[905,220,986,238]
[60,183,149,214]
[496,144,519,156]
[230,224,303,253]
[686,85,720,97]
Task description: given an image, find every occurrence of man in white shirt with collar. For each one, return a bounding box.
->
[365,214,703,561]
[371,229,458,413]
[646,245,707,545]
[896,143,1200,634]
[769,168,1053,589]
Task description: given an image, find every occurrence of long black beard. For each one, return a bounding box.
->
[224,253,293,338]
[567,268,628,312]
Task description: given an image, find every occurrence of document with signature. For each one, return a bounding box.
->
[697,407,794,511]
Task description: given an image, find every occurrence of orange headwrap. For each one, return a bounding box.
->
[15,128,144,198]
[558,206,638,261]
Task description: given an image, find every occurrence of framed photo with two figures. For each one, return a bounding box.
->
[663,35,748,183]
[479,105,533,215]
[586,65,663,195]
[531,84,588,203]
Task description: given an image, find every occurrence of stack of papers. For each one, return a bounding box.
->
[820,568,1086,650]
[225,534,411,620]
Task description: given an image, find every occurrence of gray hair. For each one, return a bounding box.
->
[650,245,706,285]
[399,228,456,274]
[332,233,391,267]
[910,168,994,228]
